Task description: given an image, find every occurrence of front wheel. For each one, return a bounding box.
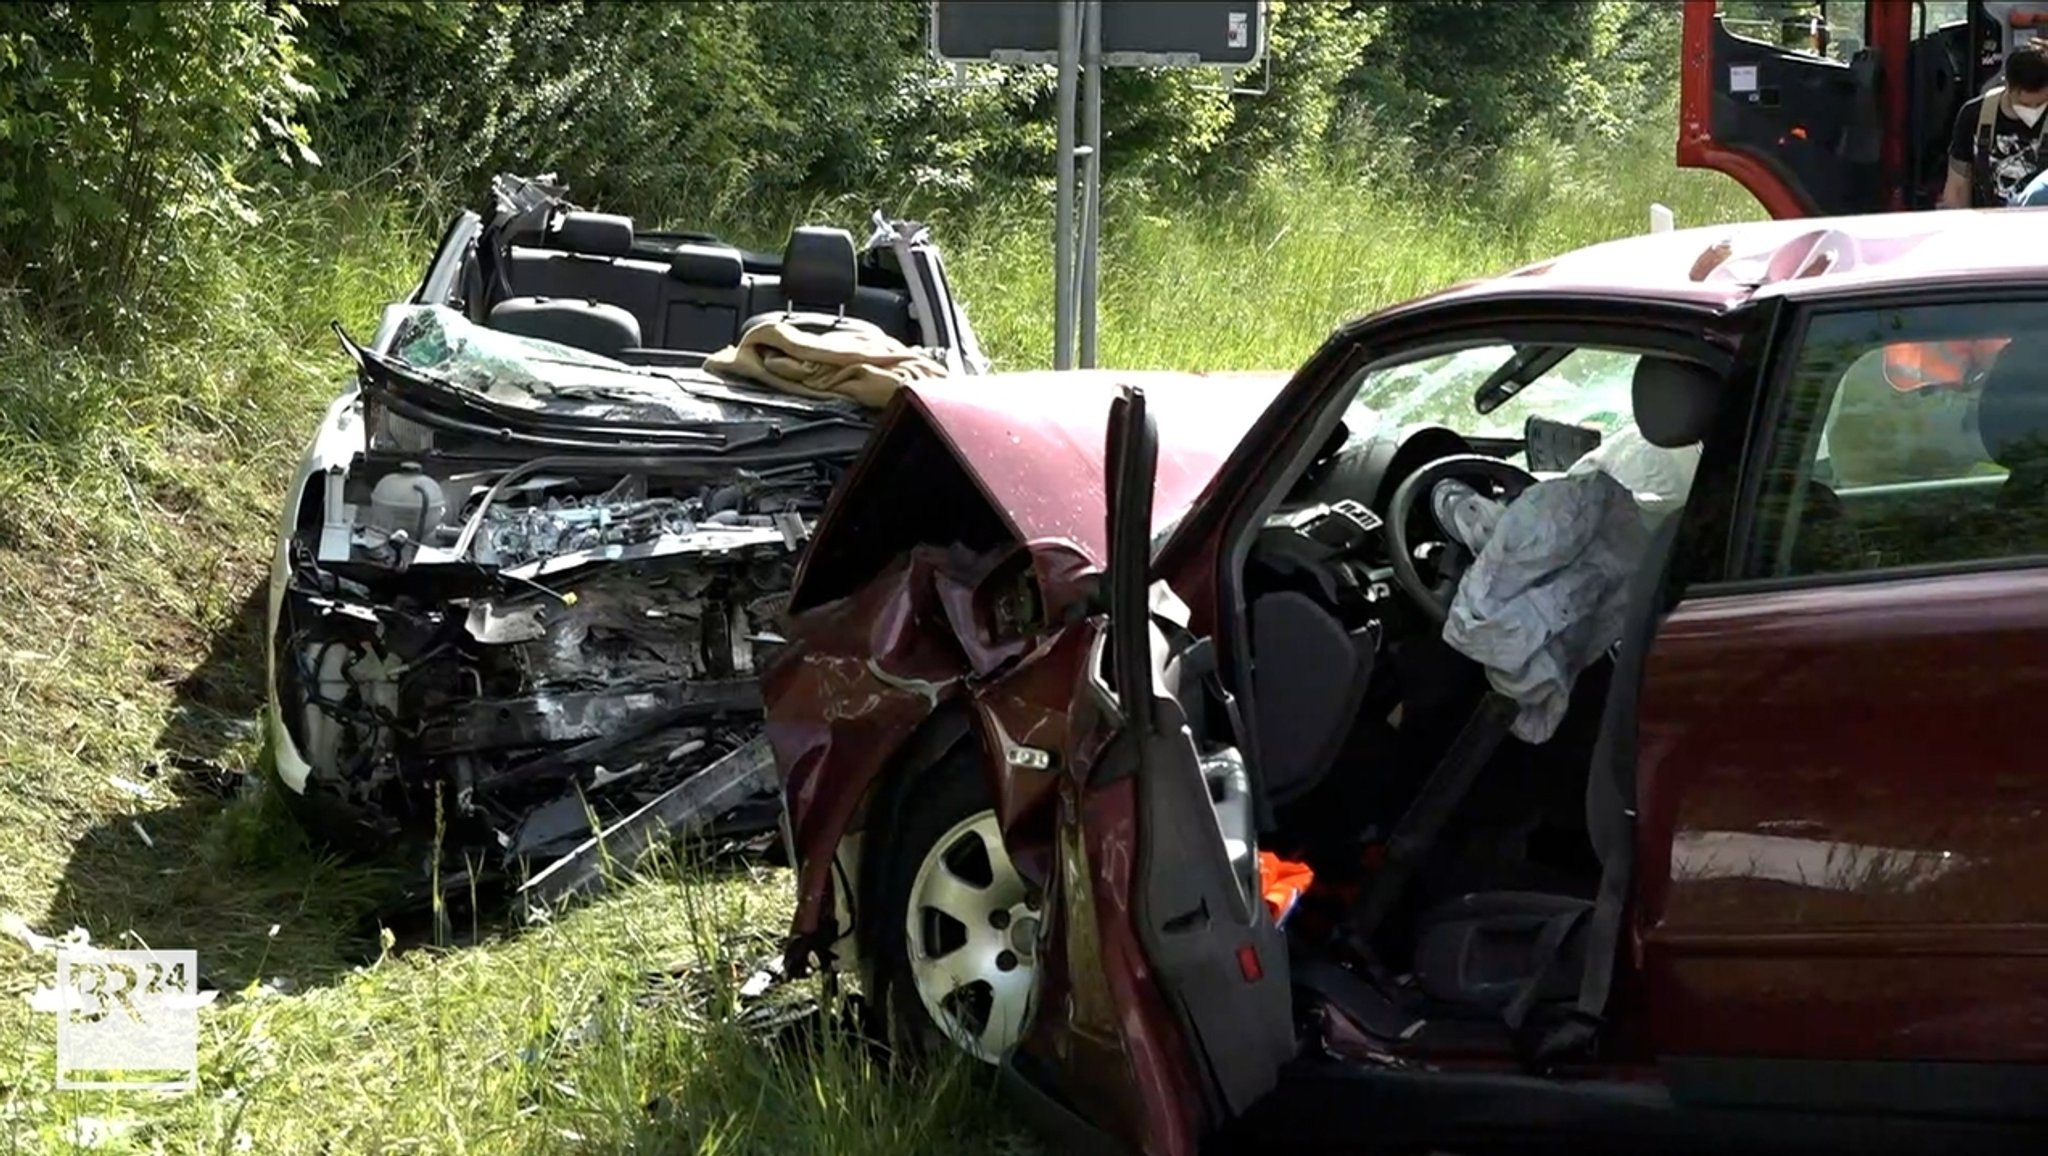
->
[872,755,1041,1063]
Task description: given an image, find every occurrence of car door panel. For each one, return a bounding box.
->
[1638,568,2048,1072]
[1103,389,1292,1132]
[1013,387,1293,1156]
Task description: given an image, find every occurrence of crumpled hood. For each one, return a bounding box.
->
[894,368,1288,565]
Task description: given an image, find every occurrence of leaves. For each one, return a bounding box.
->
[0,1,323,337]
[0,0,1691,336]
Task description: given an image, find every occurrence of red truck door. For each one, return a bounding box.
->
[1682,2,2048,215]
[1679,0,1897,216]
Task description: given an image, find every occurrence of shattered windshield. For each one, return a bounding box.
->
[1346,344,1640,444]
[386,304,851,425]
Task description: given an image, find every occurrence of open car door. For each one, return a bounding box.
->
[1102,384,1295,1143]
[1012,386,1294,1155]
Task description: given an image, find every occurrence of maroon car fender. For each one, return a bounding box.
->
[764,544,976,970]
[764,535,1104,970]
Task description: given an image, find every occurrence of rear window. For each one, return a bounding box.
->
[1743,299,2048,579]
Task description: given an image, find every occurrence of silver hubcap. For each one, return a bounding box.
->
[905,809,1039,1062]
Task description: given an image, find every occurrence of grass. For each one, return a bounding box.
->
[0,122,1757,1154]
[942,129,1758,371]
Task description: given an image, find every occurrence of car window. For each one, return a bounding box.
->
[1346,345,1641,447]
[1745,300,2048,579]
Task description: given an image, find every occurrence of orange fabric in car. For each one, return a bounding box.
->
[1882,338,2009,392]
[1258,850,1315,924]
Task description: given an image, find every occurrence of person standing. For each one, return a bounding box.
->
[1942,38,2048,208]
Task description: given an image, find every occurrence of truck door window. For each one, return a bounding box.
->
[1720,1,1868,62]
[1743,300,2048,579]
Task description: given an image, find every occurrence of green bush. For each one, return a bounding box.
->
[0,1,321,336]
[0,0,1710,337]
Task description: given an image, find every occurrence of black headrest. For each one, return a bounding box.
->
[668,243,744,288]
[1976,336,2048,468]
[487,296,641,356]
[782,226,857,309]
[548,211,634,257]
[1632,358,1722,448]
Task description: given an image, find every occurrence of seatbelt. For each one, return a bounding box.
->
[1528,519,1683,1065]
[1513,752,1631,1064]
[1344,691,1519,951]
[1502,903,1591,1033]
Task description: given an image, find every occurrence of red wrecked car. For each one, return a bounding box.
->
[761,208,2048,1156]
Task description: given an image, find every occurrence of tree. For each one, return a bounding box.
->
[0,1,320,334]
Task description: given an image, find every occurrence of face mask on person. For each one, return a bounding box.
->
[2013,95,2048,127]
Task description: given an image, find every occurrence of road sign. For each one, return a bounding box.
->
[932,1,1268,368]
[932,1,1267,69]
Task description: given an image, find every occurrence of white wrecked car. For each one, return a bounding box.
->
[262,174,984,907]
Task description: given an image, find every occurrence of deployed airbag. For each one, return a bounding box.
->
[1436,469,1648,743]
[1568,424,1700,521]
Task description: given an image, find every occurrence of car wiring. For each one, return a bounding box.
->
[447,454,584,564]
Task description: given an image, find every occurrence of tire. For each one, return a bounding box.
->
[870,748,1041,1065]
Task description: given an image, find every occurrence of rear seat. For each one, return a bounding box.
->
[849,285,915,342]
[501,211,668,343]
[546,222,926,365]
[659,243,748,355]
[746,273,918,341]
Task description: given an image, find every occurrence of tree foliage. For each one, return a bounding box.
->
[2,0,1691,335]
[0,0,320,332]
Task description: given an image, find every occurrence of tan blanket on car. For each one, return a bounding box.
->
[703,319,948,408]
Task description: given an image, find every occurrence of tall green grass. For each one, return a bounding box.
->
[0,125,1758,1154]
[946,125,1758,371]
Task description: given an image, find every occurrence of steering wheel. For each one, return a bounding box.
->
[1385,454,1539,623]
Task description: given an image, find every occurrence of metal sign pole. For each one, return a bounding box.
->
[1079,0,1102,368]
[930,0,1270,371]
[1053,0,1079,371]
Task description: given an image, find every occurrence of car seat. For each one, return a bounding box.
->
[486,297,642,357]
[1394,358,1722,1032]
[1976,334,2048,509]
[743,226,887,340]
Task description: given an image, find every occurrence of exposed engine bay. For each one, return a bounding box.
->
[280,459,814,856]
[257,162,1007,909]
[271,308,878,906]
